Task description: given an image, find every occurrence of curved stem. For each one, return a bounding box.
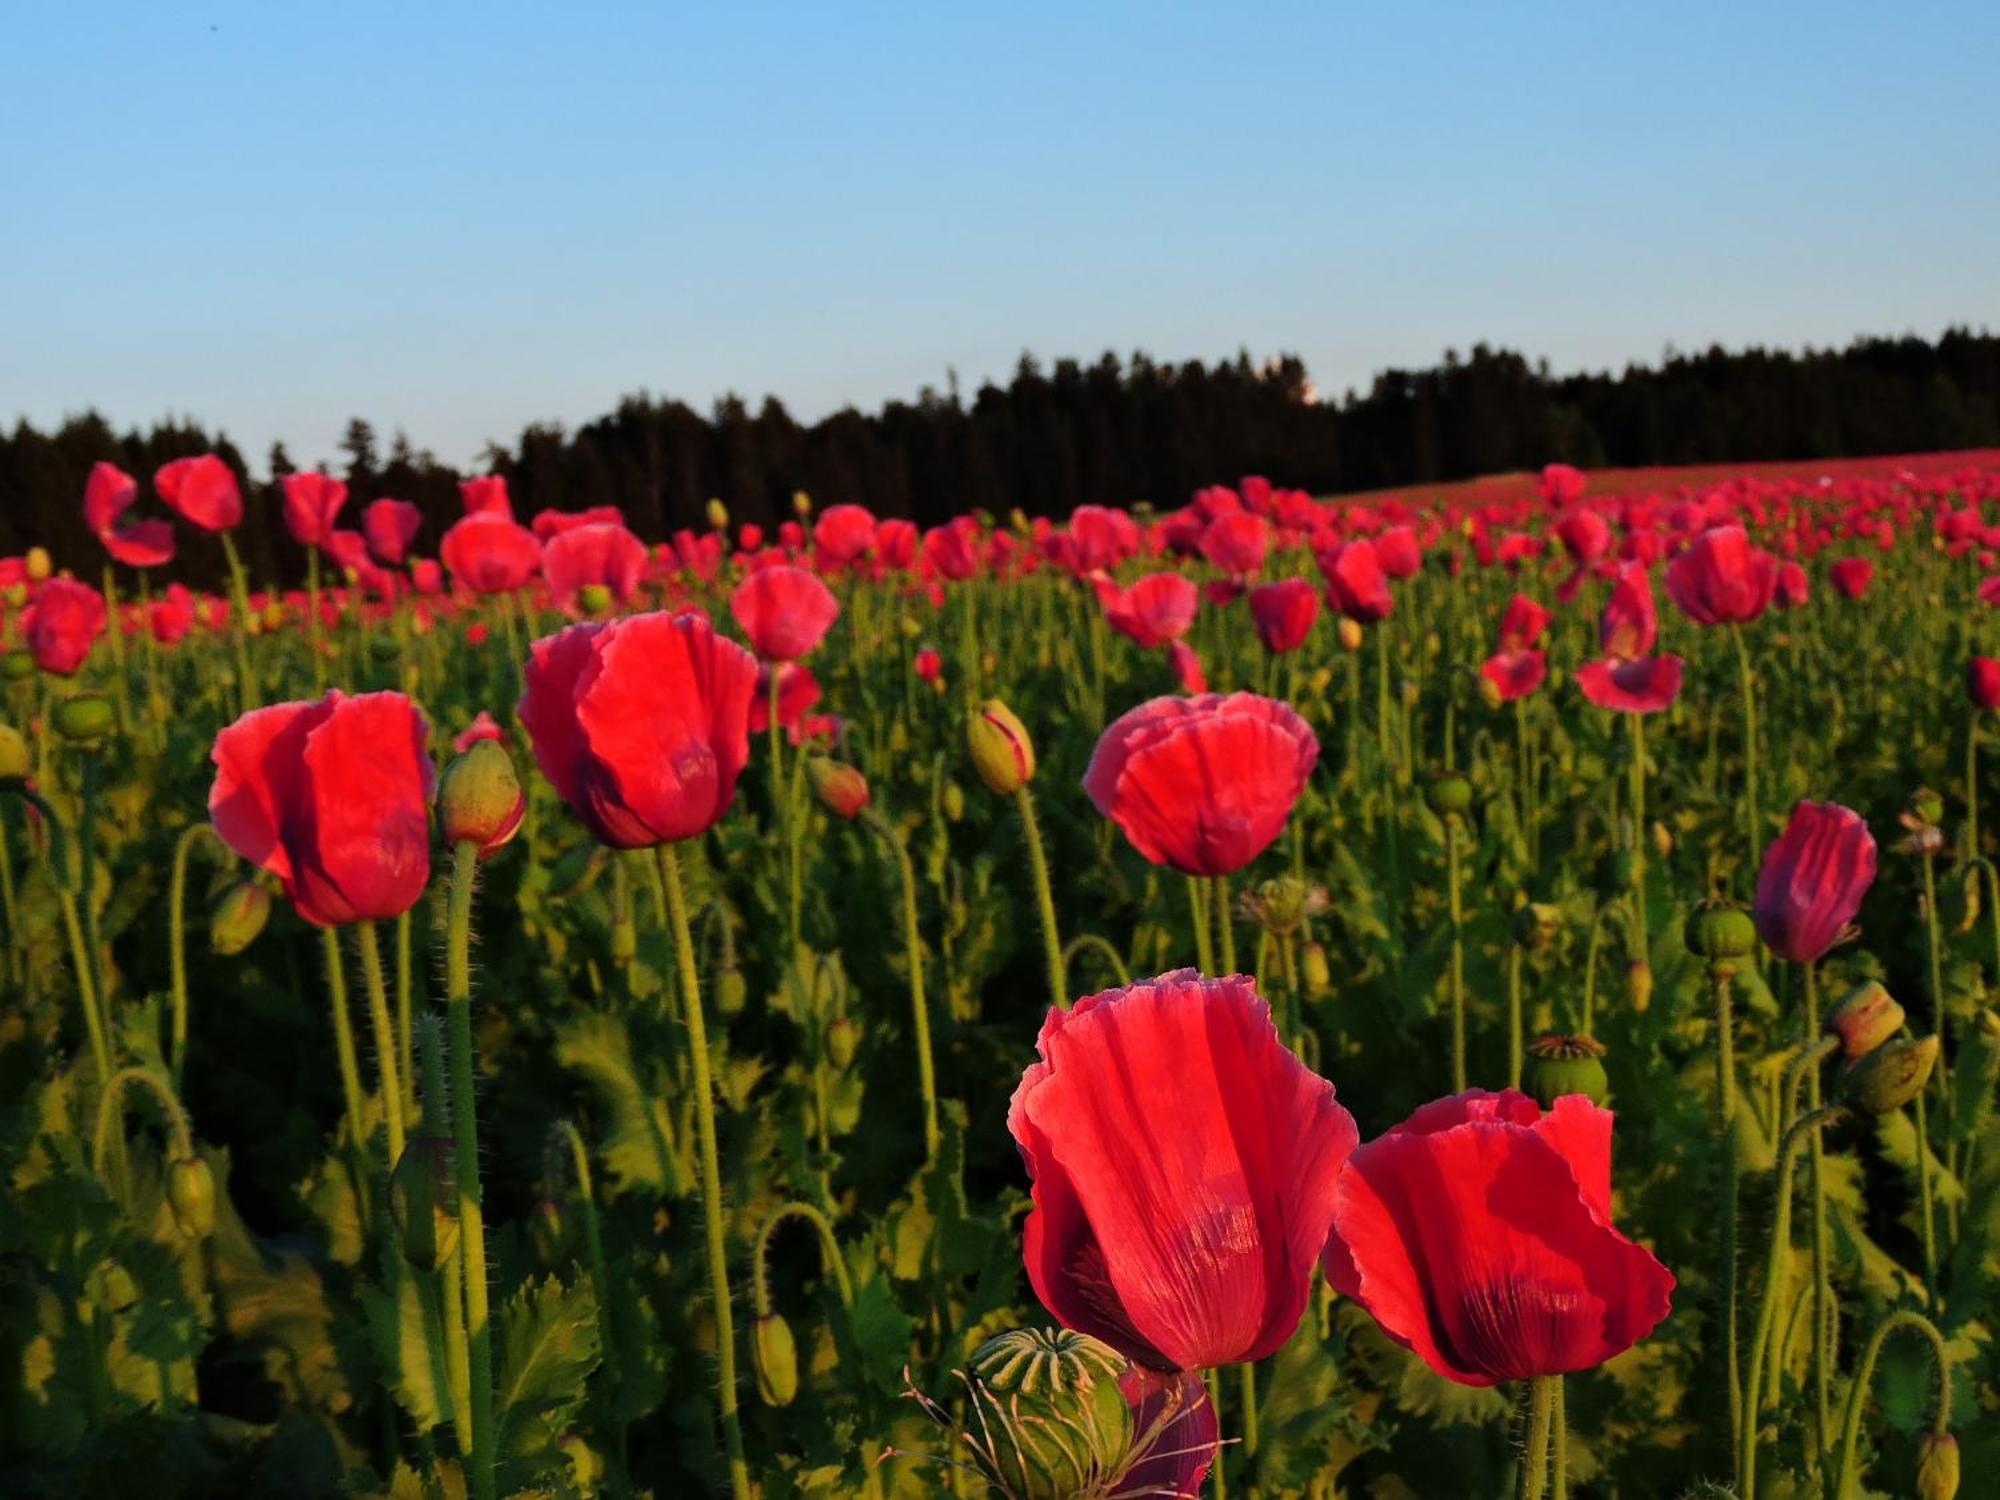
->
[1060,933,1132,989]
[658,842,753,1500]
[444,840,497,1500]
[751,1200,856,1312]
[861,811,938,1158]
[168,824,225,1090]
[91,1065,195,1181]
[1830,1309,1952,1500]
[1014,786,1067,1011]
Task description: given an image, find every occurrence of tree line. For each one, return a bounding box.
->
[4,328,1996,589]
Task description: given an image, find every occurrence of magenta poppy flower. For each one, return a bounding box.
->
[84,462,176,567]
[1317,538,1394,623]
[1753,800,1876,964]
[459,474,512,518]
[812,503,877,566]
[363,498,423,565]
[1829,557,1874,599]
[544,522,648,617]
[24,577,109,675]
[1248,578,1319,654]
[282,472,348,548]
[730,564,839,661]
[1199,511,1270,577]
[1969,657,2000,711]
[1101,572,1199,648]
[441,513,543,594]
[1665,525,1777,625]
[155,454,242,532]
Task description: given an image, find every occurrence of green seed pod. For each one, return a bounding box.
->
[208,879,273,956]
[165,1156,216,1240]
[967,699,1036,796]
[52,694,115,743]
[1524,1035,1610,1108]
[752,1312,800,1407]
[1917,1431,1960,1500]
[1301,941,1332,999]
[439,741,526,860]
[577,582,615,617]
[1844,1035,1941,1115]
[825,1015,859,1069]
[1425,772,1473,817]
[390,1136,461,1272]
[715,965,748,1017]
[963,1328,1134,1499]
[0,723,31,784]
[1687,902,1757,960]
[0,650,36,682]
[1511,903,1561,950]
[367,635,402,666]
[1249,876,1312,937]
[1824,979,1904,1061]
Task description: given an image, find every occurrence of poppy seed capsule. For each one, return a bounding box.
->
[390,1136,460,1272]
[438,741,525,860]
[1917,1431,1960,1500]
[1525,1035,1610,1108]
[577,582,615,617]
[1824,979,1904,1060]
[209,879,273,956]
[968,699,1036,795]
[1425,772,1473,816]
[52,694,114,743]
[1911,787,1945,826]
[165,1156,216,1239]
[752,1312,799,1407]
[1844,1034,1940,1114]
[806,758,870,820]
[1687,902,1757,960]
[962,1328,1134,1500]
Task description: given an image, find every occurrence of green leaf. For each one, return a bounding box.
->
[496,1274,602,1477]
[554,1011,683,1197]
[363,1266,454,1435]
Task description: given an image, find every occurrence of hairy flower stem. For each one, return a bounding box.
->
[1446,812,1466,1090]
[1519,1375,1558,1500]
[1730,623,1760,867]
[1801,966,1833,1460]
[91,1065,195,1193]
[1187,876,1215,975]
[657,842,753,1500]
[1713,962,1743,1483]
[219,530,260,710]
[1214,874,1236,975]
[444,839,498,1500]
[167,824,225,1091]
[306,548,326,693]
[1918,845,1957,1246]
[1829,1309,1952,1500]
[555,1118,626,1483]
[320,927,368,1155]
[18,787,111,1083]
[861,810,939,1157]
[1014,785,1067,1010]
[356,920,406,1164]
[1628,712,1651,965]
[413,1016,474,1459]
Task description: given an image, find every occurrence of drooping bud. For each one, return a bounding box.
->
[715,964,748,1016]
[52,694,115,743]
[1917,1431,1960,1500]
[706,497,730,531]
[0,651,36,682]
[1425,772,1473,817]
[529,1197,566,1262]
[1687,901,1758,961]
[968,699,1035,795]
[1844,1034,1940,1114]
[165,1156,216,1239]
[1626,960,1653,1014]
[24,546,51,582]
[0,723,30,784]
[1824,979,1904,1061]
[1300,940,1332,998]
[825,1015,859,1069]
[1511,902,1561,950]
[807,758,870,820]
[1525,1035,1609,1108]
[438,740,525,860]
[752,1312,800,1407]
[957,1328,1135,1499]
[1337,617,1364,652]
[390,1135,461,1272]
[209,879,273,955]
[367,635,402,667]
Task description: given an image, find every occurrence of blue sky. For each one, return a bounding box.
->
[3,3,1996,469]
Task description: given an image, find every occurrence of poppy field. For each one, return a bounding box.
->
[8,450,2000,1500]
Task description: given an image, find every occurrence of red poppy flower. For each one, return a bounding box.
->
[151,583,197,646]
[282,471,348,548]
[812,503,877,567]
[544,522,649,617]
[730,564,839,661]
[1100,572,1199,648]
[209,691,436,927]
[1753,800,1876,964]
[914,646,943,683]
[1775,560,1810,608]
[874,518,919,571]
[1482,650,1548,702]
[1829,556,1874,599]
[24,577,108,675]
[1085,693,1318,876]
[440,513,543,594]
[1167,640,1207,693]
[1498,593,1551,653]
[530,505,624,540]
[1375,525,1423,579]
[1576,655,1683,715]
[84,462,176,567]
[454,710,506,752]
[749,662,821,732]
[1539,463,1587,507]
[1067,505,1141,574]
[1969,657,2000,711]
[1598,562,1658,658]
[1009,971,1359,1371]
[1554,508,1612,563]
[1664,524,1777,625]
[459,474,512,518]
[1322,1089,1674,1386]
[518,610,758,848]
[410,559,444,595]
[1248,578,1319,654]
[738,522,765,553]
[1199,511,1269,577]
[155,454,243,532]
[363,498,423,565]
[922,519,981,581]
[1317,538,1394,623]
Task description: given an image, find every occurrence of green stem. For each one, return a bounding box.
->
[444,840,497,1500]
[1551,1375,1567,1500]
[1802,966,1833,1464]
[658,842,753,1500]
[90,1065,195,1181]
[307,548,325,693]
[1519,1375,1557,1500]
[1187,876,1215,975]
[1508,944,1524,1090]
[1236,1361,1258,1460]
[1060,933,1132,989]
[1015,785,1067,1011]
[415,1014,474,1460]
[862,811,939,1158]
[356,920,406,1163]
[1715,962,1743,1483]
[1730,622,1760,864]
[1214,873,1236,975]
[1829,1309,1952,1500]
[396,910,416,1123]
[168,824,224,1091]
[1446,813,1466,1090]
[556,1118,625,1483]
[320,927,368,1151]
[219,530,260,710]
[1628,711,1651,966]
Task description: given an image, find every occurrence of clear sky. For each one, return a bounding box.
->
[4,3,1996,471]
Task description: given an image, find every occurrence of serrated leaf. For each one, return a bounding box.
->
[496,1275,601,1476]
[363,1266,454,1435]
[554,1011,683,1197]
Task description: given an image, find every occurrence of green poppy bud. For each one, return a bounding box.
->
[52,694,114,743]
[390,1136,460,1272]
[1917,1431,1960,1500]
[961,1328,1134,1499]
[0,650,36,682]
[610,918,636,964]
[439,741,525,860]
[1824,979,1904,1061]
[1301,941,1332,998]
[1626,960,1653,1014]
[1525,1035,1610,1108]
[0,723,31,784]
[366,635,402,666]
[715,965,748,1017]
[1911,787,1945,826]
[806,758,870,820]
[942,781,966,823]
[1844,1034,1940,1114]
[528,1197,566,1263]
[1687,902,1757,960]
[1425,772,1473,817]
[208,879,273,956]
[825,1015,859,1069]
[752,1312,800,1407]
[706,497,730,531]
[166,1156,216,1240]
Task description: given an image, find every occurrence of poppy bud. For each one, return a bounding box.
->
[825,1015,859,1069]
[1525,1035,1609,1108]
[1911,787,1945,827]
[942,781,966,822]
[1651,821,1674,858]
[1477,673,1505,710]
[1246,876,1317,937]
[529,1197,566,1262]
[1512,902,1560,950]
[261,600,286,633]
[1917,1431,1960,1500]
[752,1312,800,1407]
[1687,902,1757,960]
[1844,1034,1940,1114]
[967,699,1035,795]
[25,546,51,582]
[438,741,526,860]
[165,1156,216,1239]
[792,490,813,518]
[1425,772,1473,816]
[1824,979,1904,1060]
[806,758,870,820]
[0,724,30,785]
[611,918,636,964]
[1337,617,1364,651]
[959,1328,1134,1500]
[715,964,748,1016]
[706,497,730,531]
[390,1135,460,1272]
[209,879,273,956]
[0,651,35,682]
[1309,667,1334,695]
[1626,960,1653,1013]
[367,635,401,666]
[1301,940,1332,998]
[52,694,114,743]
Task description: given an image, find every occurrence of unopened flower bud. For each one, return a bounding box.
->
[52,694,114,743]
[1917,1431,1960,1500]
[391,1136,460,1272]
[1425,772,1473,816]
[1844,1034,1940,1114]
[1525,1035,1609,1108]
[807,758,870,820]
[529,1196,566,1262]
[1824,979,1904,1061]
[439,741,525,859]
[367,635,402,666]
[825,1015,859,1069]
[0,651,36,682]
[1651,820,1674,858]
[792,490,813,519]
[1687,901,1757,960]
[1477,674,1505,711]
[1301,940,1332,998]
[24,546,51,582]
[706,497,730,531]
[1626,960,1653,1013]
[610,918,636,964]
[209,879,273,955]
[942,781,966,822]
[261,600,286,632]
[715,965,747,1016]
[1512,902,1561,950]
[967,699,1035,795]
[1911,787,1945,826]
[0,723,30,784]
[753,1312,800,1407]
[165,1156,216,1239]
[1337,617,1364,652]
